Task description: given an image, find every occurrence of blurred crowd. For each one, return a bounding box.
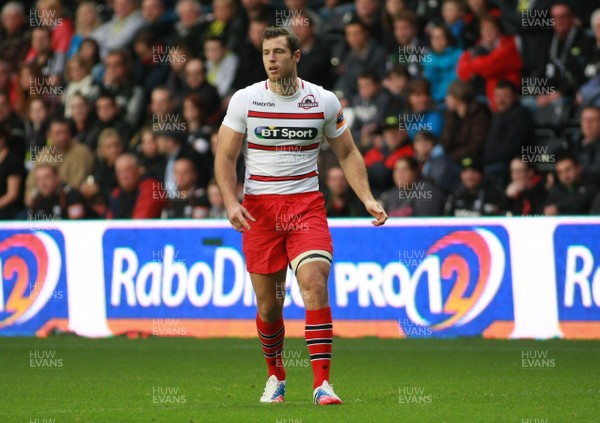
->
[1,0,600,220]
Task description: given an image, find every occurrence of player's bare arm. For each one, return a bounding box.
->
[214,125,255,232]
[326,128,388,226]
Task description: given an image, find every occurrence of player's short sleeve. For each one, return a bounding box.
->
[322,90,347,139]
[222,89,249,133]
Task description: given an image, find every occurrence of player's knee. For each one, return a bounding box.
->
[257,301,282,323]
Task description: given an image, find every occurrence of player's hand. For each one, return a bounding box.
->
[365,199,388,226]
[226,202,256,232]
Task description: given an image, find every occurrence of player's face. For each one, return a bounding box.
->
[262,36,299,82]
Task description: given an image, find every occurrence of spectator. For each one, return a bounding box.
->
[544,153,594,215]
[161,157,209,218]
[28,164,86,220]
[132,30,171,95]
[483,80,535,187]
[352,0,383,43]
[457,15,522,111]
[292,13,334,90]
[334,19,386,102]
[382,65,410,109]
[406,0,441,32]
[401,78,444,140]
[85,94,134,150]
[413,130,459,195]
[440,80,491,163]
[585,9,600,82]
[30,0,74,56]
[164,43,191,108]
[173,0,207,55]
[0,61,11,95]
[0,125,25,219]
[573,106,600,183]
[322,166,365,217]
[389,10,426,77]
[538,2,593,106]
[0,2,29,68]
[351,71,395,147]
[232,19,267,90]
[379,156,446,217]
[140,0,175,42]
[137,126,166,180]
[505,157,547,216]
[147,86,178,123]
[204,0,246,55]
[67,1,102,59]
[498,0,553,79]
[441,0,466,47]
[240,0,279,25]
[204,36,238,99]
[106,153,164,219]
[78,38,103,82]
[99,49,145,127]
[80,128,123,217]
[62,55,99,118]
[183,93,213,189]
[13,63,47,119]
[68,93,95,145]
[26,26,66,78]
[462,0,500,49]
[365,115,413,197]
[445,156,505,216]
[423,23,462,105]
[156,132,200,198]
[24,98,51,170]
[284,0,323,34]
[382,0,409,44]
[91,0,145,59]
[25,118,95,205]
[206,178,227,218]
[183,58,220,120]
[0,91,26,159]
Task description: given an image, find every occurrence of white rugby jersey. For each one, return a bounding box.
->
[222,78,347,195]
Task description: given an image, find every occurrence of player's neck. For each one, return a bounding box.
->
[268,75,299,97]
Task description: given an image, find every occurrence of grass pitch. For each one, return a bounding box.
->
[0,337,598,422]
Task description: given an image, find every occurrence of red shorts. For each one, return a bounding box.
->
[242,191,333,274]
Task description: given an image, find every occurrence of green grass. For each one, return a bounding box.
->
[0,337,598,422]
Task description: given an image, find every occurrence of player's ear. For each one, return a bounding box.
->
[293,49,301,63]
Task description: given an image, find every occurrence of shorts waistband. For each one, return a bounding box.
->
[243,191,322,201]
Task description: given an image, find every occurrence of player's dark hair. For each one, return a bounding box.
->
[262,27,299,55]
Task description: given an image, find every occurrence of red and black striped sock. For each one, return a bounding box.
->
[305,307,333,389]
[256,313,286,381]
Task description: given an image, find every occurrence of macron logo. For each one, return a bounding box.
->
[252,101,275,107]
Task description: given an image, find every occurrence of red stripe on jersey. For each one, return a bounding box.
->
[248,142,320,151]
[264,80,268,90]
[248,111,325,119]
[249,170,318,182]
[300,79,305,89]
